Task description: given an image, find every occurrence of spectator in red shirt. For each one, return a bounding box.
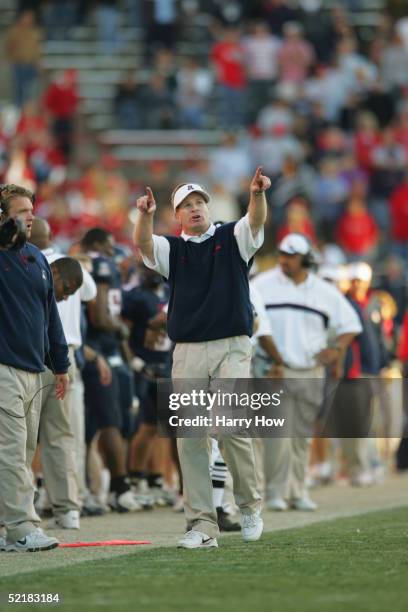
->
[390,173,408,264]
[335,197,379,261]
[354,111,381,174]
[43,69,79,160]
[211,26,246,128]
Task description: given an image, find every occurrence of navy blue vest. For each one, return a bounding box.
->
[166,223,253,342]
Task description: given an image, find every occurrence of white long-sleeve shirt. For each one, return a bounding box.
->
[252,267,362,369]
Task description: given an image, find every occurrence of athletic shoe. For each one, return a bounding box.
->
[48,510,80,530]
[108,490,143,513]
[151,486,169,507]
[266,497,288,511]
[177,530,218,549]
[0,535,6,551]
[216,507,241,532]
[5,528,59,552]
[290,496,318,511]
[81,491,106,517]
[131,491,155,510]
[350,471,374,487]
[241,510,263,542]
[131,480,155,510]
[161,487,177,507]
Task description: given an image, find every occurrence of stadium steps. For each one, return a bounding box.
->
[39,8,221,155]
[98,129,223,162]
[0,0,15,29]
[2,0,388,164]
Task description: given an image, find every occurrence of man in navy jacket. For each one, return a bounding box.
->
[0,184,69,553]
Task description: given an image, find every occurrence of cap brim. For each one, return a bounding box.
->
[174,188,210,210]
[278,248,301,255]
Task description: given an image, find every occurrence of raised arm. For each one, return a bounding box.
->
[133,186,157,262]
[248,166,270,237]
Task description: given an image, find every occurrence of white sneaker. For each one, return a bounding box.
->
[241,510,263,542]
[291,496,318,511]
[5,528,59,552]
[177,530,218,549]
[48,510,80,529]
[109,490,143,513]
[0,535,6,551]
[351,471,374,487]
[151,486,168,507]
[266,497,288,511]
[131,480,155,509]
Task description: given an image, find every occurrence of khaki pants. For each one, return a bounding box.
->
[40,347,80,516]
[173,336,262,539]
[264,367,324,502]
[68,366,86,502]
[0,364,42,542]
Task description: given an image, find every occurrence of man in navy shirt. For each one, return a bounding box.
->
[133,167,270,548]
[0,183,69,553]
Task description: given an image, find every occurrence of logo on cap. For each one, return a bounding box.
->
[187,185,194,191]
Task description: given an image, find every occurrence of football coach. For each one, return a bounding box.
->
[0,184,69,553]
[133,167,270,549]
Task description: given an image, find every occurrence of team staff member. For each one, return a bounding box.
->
[252,234,362,511]
[0,184,69,553]
[30,218,98,529]
[134,167,270,549]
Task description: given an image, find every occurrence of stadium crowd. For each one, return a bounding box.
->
[0,0,408,547]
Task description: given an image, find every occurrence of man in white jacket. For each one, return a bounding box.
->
[252,233,362,511]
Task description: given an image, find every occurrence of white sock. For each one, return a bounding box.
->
[213,487,224,508]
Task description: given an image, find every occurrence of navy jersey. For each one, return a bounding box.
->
[122,286,170,364]
[86,252,122,356]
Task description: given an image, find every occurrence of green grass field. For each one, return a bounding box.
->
[1,507,407,612]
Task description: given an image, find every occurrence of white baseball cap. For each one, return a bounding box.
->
[318,265,339,282]
[347,262,373,283]
[172,183,210,211]
[278,233,310,255]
